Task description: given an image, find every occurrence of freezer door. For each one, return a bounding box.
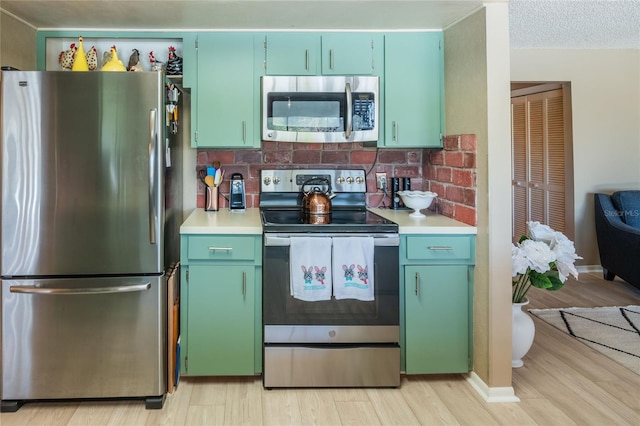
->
[1,275,166,400]
[1,71,165,277]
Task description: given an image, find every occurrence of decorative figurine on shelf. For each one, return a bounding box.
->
[149,51,165,72]
[59,42,77,70]
[102,50,112,67]
[101,46,127,72]
[166,46,183,75]
[128,49,144,72]
[86,45,98,71]
[71,36,89,71]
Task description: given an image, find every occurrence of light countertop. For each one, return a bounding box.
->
[368,208,477,235]
[180,207,476,235]
[180,208,263,234]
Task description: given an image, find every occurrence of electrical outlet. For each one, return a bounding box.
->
[376,172,387,190]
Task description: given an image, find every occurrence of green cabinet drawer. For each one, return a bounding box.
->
[405,235,472,261]
[187,235,256,261]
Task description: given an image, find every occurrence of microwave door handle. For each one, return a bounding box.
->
[345,82,353,140]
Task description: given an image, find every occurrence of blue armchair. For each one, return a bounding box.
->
[594,191,640,288]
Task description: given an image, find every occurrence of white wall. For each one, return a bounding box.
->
[510,49,640,266]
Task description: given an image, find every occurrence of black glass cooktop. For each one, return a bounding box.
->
[261,209,398,233]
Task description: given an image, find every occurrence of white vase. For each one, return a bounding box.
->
[512,298,535,368]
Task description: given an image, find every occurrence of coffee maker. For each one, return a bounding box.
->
[229,173,246,211]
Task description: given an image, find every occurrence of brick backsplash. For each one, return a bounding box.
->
[425,134,477,226]
[195,135,477,226]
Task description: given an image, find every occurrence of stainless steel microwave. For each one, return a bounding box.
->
[262,76,379,143]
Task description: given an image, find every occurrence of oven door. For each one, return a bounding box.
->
[263,233,399,343]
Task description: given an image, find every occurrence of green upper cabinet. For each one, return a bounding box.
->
[264,33,321,75]
[321,33,382,75]
[263,33,382,76]
[194,33,259,148]
[382,32,444,148]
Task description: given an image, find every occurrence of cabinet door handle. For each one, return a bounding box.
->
[393,121,398,142]
[208,246,233,251]
[415,272,420,297]
[305,49,309,70]
[330,49,334,70]
[242,120,246,143]
[427,246,453,251]
[242,271,247,299]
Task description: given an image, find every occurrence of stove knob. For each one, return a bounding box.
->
[346,176,354,184]
[328,330,336,338]
[356,176,364,184]
[273,177,281,185]
[263,177,271,186]
[336,176,345,184]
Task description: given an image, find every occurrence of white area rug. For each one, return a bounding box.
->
[529,305,640,375]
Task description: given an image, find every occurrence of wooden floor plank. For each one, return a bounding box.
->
[421,375,498,425]
[224,377,263,426]
[399,375,460,425]
[365,387,420,425]
[184,405,225,425]
[334,400,382,426]
[261,389,302,426]
[296,388,343,425]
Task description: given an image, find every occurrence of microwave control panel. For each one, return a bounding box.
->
[352,94,375,131]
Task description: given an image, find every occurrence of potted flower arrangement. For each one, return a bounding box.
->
[510,221,581,367]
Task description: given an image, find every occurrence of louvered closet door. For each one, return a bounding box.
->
[511,97,528,239]
[511,89,566,241]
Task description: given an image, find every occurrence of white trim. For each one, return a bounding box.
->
[465,372,520,403]
[578,265,603,273]
[33,28,444,34]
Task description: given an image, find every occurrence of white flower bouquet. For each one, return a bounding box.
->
[512,221,582,303]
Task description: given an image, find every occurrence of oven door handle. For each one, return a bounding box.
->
[264,234,399,247]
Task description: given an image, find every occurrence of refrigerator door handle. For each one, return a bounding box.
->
[9,282,151,295]
[149,108,158,245]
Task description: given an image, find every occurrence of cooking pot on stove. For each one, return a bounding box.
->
[302,177,335,216]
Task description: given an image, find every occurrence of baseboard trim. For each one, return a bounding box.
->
[578,265,603,274]
[464,371,520,403]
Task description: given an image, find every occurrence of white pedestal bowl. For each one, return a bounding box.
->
[397,191,437,218]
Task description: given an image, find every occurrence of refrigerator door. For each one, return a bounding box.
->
[1,275,166,400]
[1,71,165,277]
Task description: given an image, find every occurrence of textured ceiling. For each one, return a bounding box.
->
[1,0,639,49]
[510,0,640,49]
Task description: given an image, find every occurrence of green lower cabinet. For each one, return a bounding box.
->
[186,264,255,375]
[404,264,471,374]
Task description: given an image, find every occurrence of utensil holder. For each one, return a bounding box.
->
[205,186,219,211]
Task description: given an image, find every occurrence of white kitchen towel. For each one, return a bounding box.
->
[289,237,332,301]
[332,236,374,301]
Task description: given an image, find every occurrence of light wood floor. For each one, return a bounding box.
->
[2,272,639,425]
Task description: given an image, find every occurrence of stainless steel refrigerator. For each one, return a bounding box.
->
[0,71,183,411]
